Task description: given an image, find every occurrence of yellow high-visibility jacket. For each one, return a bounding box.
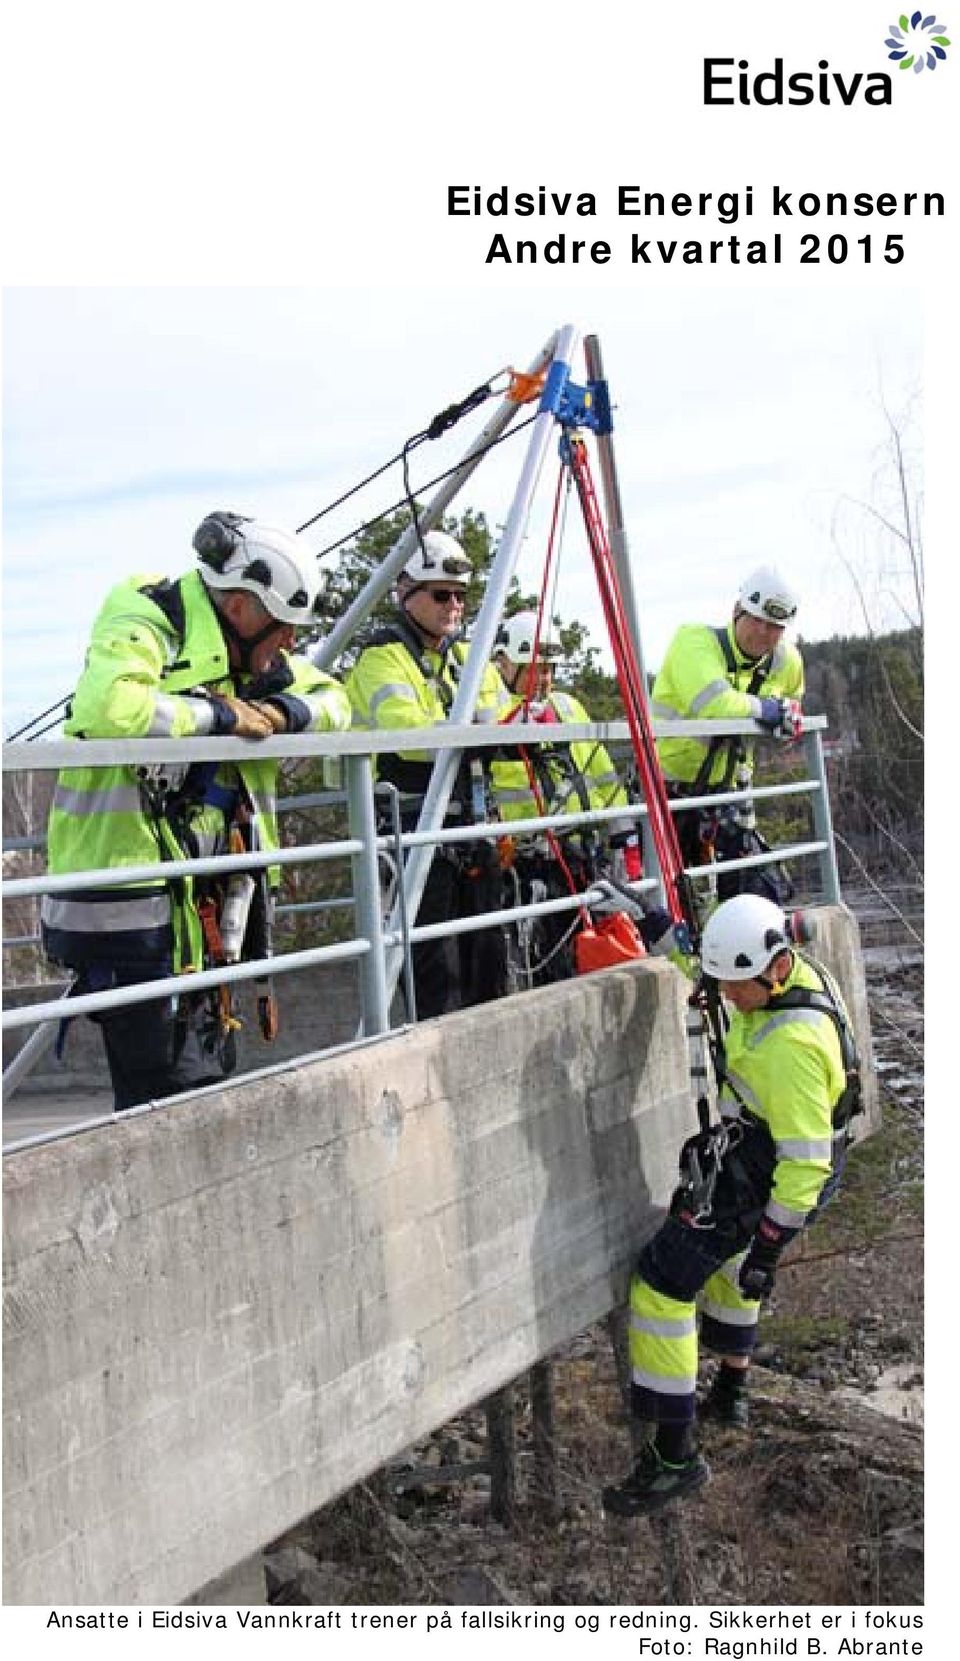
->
[652,621,803,788]
[42,570,350,971]
[345,623,508,813]
[488,690,629,832]
[719,952,847,1231]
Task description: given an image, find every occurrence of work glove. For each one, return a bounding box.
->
[738,1216,790,1301]
[262,694,314,734]
[757,697,804,740]
[246,700,288,734]
[637,906,693,958]
[208,695,275,740]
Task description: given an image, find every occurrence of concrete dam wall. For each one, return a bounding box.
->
[2,906,874,1605]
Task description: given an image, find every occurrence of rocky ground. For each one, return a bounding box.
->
[264,948,923,1608]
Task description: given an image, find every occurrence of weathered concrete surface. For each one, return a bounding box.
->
[2,906,873,1605]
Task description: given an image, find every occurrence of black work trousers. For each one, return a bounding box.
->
[405,848,506,1019]
[672,798,793,905]
[63,957,229,1112]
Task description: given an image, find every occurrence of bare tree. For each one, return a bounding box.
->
[825,396,923,917]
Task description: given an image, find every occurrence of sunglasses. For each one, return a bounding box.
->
[423,587,465,604]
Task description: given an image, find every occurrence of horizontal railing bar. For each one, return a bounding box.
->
[0,936,371,1032]
[0,776,820,862]
[275,897,354,917]
[684,839,827,879]
[2,782,824,902]
[665,778,819,813]
[407,880,659,943]
[3,838,364,900]
[1,714,828,772]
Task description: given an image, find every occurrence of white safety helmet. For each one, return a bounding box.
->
[401,530,472,588]
[493,610,563,664]
[737,566,799,626]
[194,512,326,624]
[700,894,791,982]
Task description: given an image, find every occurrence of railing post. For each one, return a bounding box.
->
[345,754,390,1036]
[806,729,842,905]
[643,811,667,910]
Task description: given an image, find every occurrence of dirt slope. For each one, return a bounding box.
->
[265,954,923,1607]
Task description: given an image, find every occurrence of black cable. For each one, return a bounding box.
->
[295,379,496,536]
[11,386,536,740]
[401,436,429,563]
[295,449,412,535]
[313,410,540,562]
[21,711,70,741]
[5,694,71,742]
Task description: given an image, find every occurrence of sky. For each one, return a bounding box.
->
[1,284,923,737]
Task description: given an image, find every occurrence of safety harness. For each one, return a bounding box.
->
[366,614,468,804]
[765,956,864,1133]
[690,627,772,795]
[672,952,864,1226]
[133,577,281,1063]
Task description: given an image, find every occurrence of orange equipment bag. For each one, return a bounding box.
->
[574,912,646,975]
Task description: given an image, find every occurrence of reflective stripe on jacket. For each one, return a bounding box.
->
[652,622,803,787]
[488,690,628,826]
[719,953,846,1230]
[345,631,508,798]
[42,569,351,967]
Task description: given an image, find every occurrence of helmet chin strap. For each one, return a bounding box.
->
[756,949,793,996]
[219,607,282,677]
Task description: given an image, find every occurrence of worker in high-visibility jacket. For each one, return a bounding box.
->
[652,566,805,905]
[602,895,853,1517]
[488,611,640,984]
[41,512,351,1110]
[345,530,509,1017]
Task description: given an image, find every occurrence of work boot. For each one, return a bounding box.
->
[601,1442,710,1518]
[700,1372,750,1430]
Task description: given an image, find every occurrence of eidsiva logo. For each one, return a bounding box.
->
[886,12,950,72]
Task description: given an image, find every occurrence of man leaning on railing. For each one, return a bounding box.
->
[651,565,805,908]
[344,530,509,1018]
[40,512,350,1111]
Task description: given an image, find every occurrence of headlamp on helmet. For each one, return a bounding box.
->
[738,566,799,626]
[194,511,327,625]
[400,530,472,588]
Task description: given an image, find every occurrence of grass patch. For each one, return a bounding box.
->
[807,1097,923,1247]
[761,1312,850,1354]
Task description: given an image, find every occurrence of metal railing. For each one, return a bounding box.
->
[2,715,838,1093]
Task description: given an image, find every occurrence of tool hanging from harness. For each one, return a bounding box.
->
[669,973,738,1226]
[138,758,280,1072]
[671,947,864,1231]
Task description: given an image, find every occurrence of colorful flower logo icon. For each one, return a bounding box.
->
[886,12,950,71]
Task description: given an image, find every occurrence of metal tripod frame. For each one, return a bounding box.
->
[311,322,650,1014]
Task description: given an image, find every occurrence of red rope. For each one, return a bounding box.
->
[498,461,589,919]
[567,437,687,924]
